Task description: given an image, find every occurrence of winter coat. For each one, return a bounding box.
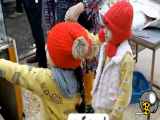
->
[92,40,135,120]
[0,60,80,120]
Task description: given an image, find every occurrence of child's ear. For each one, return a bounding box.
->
[72,36,89,59]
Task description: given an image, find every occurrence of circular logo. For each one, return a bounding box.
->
[139,90,159,117]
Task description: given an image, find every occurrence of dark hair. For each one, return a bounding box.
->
[78,11,94,31]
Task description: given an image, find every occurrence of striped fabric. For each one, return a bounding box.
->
[82,0,105,33]
[43,0,104,32]
[43,0,79,30]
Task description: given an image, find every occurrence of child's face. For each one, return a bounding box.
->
[104,26,112,42]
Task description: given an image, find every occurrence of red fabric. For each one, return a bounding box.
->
[102,1,133,57]
[98,28,105,43]
[47,22,92,69]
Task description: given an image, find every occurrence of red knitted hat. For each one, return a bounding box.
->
[47,22,92,69]
[102,1,133,57]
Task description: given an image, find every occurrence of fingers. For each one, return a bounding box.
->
[65,8,79,22]
[64,2,85,22]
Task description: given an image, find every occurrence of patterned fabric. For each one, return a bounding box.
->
[92,40,134,120]
[0,59,80,120]
[43,0,105,32]
[82,0,120,32]
[42,0,120,31]
[43,0,55,30]
[111,52,134,120]
[43,0,79,30]
[82,0,105,33]
[22,88,45,120]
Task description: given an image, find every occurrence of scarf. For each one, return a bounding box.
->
[51,67,80,98]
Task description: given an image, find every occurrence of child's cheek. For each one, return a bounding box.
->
[105,29,112,42]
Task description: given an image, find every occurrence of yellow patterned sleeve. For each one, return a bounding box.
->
[110,53,135,120]
[0,59,50,96]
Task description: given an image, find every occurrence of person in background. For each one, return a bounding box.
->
[9,0,23,18]
[23,0,47,68]
[43,0,105,31]
[43,0,80,31]
[65,0,106,33]
[65,0,130,32]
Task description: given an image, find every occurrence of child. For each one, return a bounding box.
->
[92,1,134,120]
[0,22,98,120]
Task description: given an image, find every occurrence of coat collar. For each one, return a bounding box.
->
[92,40,132,94]
[106,40,132,64]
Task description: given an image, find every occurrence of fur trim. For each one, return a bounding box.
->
[72,36,89,59]
[86,42,99,59]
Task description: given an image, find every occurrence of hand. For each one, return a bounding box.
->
[65,2,85,22]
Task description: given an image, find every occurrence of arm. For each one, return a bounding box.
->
[65,2,85,22]
[65,0,105,22]
[0,59,49,95]
[110,53,134,120]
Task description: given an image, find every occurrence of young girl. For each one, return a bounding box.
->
[92,1,135,120]
[0,22,98,120]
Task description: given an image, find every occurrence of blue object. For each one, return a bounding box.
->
[130,71,152,104]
